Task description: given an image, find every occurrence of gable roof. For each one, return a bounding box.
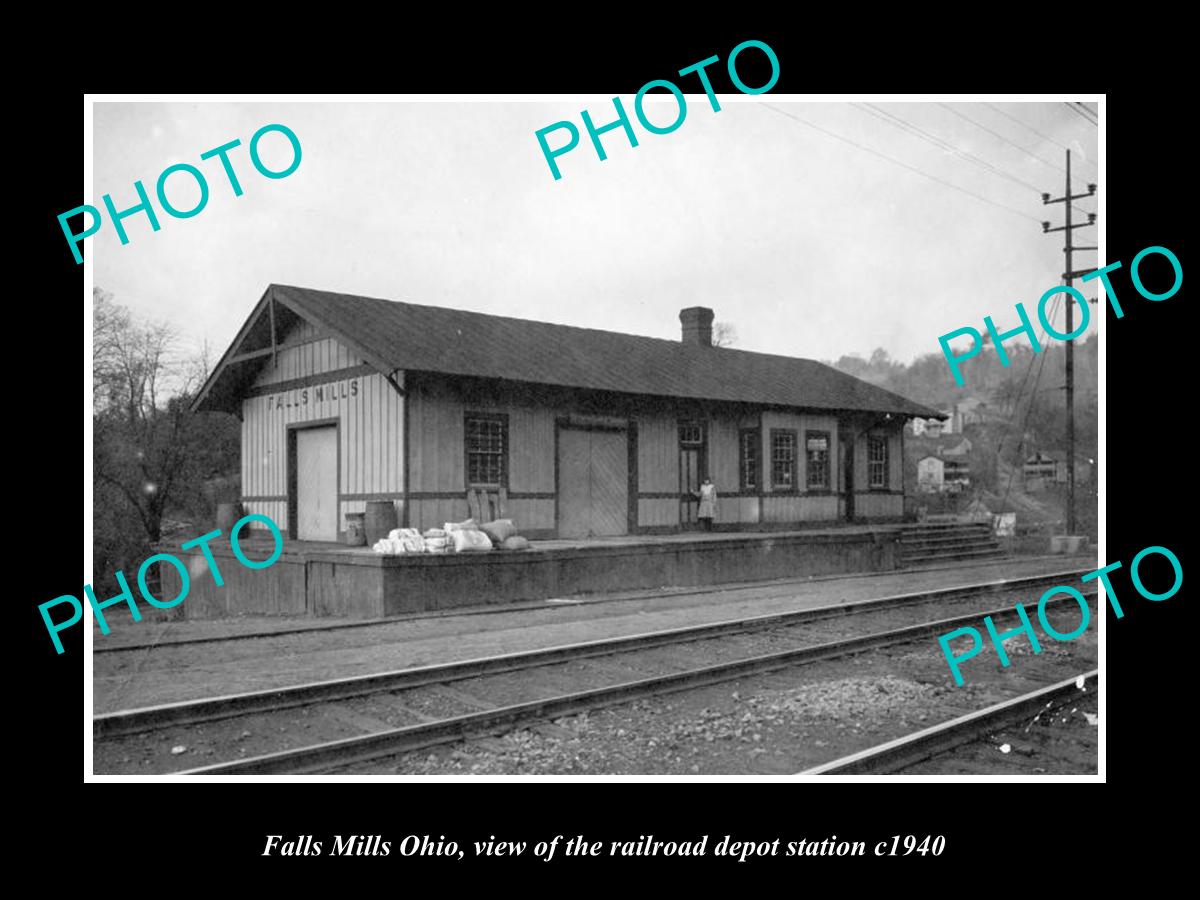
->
[193,284,944,418]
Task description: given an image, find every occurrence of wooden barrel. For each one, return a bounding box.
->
[216,502,244,533]
[364,501,398,545]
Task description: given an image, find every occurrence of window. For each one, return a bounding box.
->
[770,429,797,491]
[868,435,889,489]
[465,414,508,486]
[806,431,831,490]
[739,429,760,491]
[678,422,704,446]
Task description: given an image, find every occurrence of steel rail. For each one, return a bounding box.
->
[95,571,1089,739]
[796,669,1099,775]
[169,592,1095,775]
[93,557,1095,655]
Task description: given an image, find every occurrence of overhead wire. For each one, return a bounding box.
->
[995,292,1061,512]
[1066,101,1099,124]
[855,102,1051,197]
[936,102,1070,177]
[985,102,1098,175]
[759,103,1045,224]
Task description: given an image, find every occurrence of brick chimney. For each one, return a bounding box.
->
[679,306,714,347]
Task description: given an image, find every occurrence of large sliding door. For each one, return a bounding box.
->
[557,426,629,538]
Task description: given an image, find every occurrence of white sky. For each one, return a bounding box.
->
[92,99,1098,367]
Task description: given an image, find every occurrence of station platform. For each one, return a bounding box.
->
[154,525,902,619]
[93,553,1098,712]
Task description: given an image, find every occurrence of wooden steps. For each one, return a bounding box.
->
[898,521,1002,567]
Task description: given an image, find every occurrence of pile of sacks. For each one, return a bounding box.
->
[371,518,530,555]
[371,527,426,555]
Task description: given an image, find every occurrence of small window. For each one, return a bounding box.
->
[678,422,704,446]
[739,429,760,491]
[868,435,889,489]
[771,429,796,491]
[806,431,830,490]
[465,414,508,486]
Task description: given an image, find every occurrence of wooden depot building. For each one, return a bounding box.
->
[193,284,941,544]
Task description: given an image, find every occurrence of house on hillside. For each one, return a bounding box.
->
[917,456,944,493]
[1024,451,1060,482]
[1023,450,1094,492]
[193,285,943,540]
[912,432,972,495]
[940,435,972,457]
[943,457,970,491]
[911,400,986,438]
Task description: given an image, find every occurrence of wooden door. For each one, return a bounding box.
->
[841,432,855,522]
[556,427,628,538]
[588,429,628,536]
[678,422,706,527]
[557,428,592,539]
[296,426,338,541]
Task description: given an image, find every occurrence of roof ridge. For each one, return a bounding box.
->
[191,283,944,418]
[270,282,838,366]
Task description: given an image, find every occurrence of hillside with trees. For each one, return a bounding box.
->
[827,334,1099,536]
[92,289,240,597]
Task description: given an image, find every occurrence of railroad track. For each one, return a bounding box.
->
[93,555,1097,655]
[93,574,1096,775]
[796,670,1099,775]
[96,570,1086,736]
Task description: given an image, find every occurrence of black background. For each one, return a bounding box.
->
[21,23,1188,887]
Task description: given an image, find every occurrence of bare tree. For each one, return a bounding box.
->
[712,321,738,348]
[93,290,215,544]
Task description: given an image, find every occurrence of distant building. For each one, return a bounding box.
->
[917,456,944,493]
[939,435,972,457]
[1023,451,1093,492]
[943,458,970,491]
[912,402,975,437]
[1024,451,1059,482]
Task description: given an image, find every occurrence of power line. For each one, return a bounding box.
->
[1066,101,1098,125]
[985,103,1098,174]
[937,102,1070,176]
[1072,101,1099,123]
[997,290,1065,513]
[1041,149,1094,534]
[855,103,1050,197]
[759,104,1044,225]
[999,318,1056,513]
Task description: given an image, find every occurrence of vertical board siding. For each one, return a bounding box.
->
[733,497,759,524]
[638,498,678,527]
[240,324,404,536]
[510,407,556,493]
[854,493,902,518]
[406,381,559,496]
[709,418,739,494]
[890,429,903,488]
[243,500,288,532]
[637,415,677,493]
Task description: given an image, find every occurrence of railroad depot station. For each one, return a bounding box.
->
[178,284,961,618]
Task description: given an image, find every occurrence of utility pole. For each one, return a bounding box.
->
[1041,150,1096,536]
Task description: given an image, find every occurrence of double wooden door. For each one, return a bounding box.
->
[557,427,628,538]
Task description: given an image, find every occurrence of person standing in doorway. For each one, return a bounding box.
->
[696,477,718,532]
